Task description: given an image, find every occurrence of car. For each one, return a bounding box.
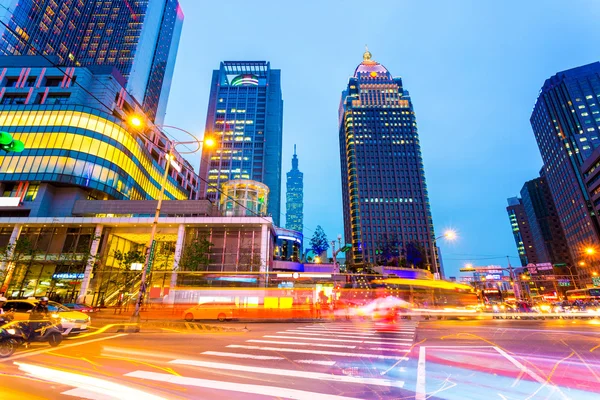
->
[62,303,99,313]
[183,302,239,322]
[3,299,91,336]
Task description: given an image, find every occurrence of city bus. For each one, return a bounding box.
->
[566,288,600,301]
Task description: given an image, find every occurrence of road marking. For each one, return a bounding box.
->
[296,360,336,366]
[247,339,356,349]
[415,346,426,400]
[295,326,416,334]
[296,327,416,335]
[14,362,165,400]
[62,387,125,399]
[0,333,128,363]
[226,344,409,360]
[169,359,404,388]
[264,335,412,346]
[492,346,550,385]
[279,331,413,341]
[201,351,285,360]
[125,370,365,400]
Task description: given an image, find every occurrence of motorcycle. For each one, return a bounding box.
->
[0,315,63,357]
[0,326,19,357]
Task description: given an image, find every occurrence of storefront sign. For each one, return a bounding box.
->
[52,273,84,280]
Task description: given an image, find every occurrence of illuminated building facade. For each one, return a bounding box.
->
[0,56,198,218]
[219,179,269,218]
[200,61,283,226]
[0,0,183,123]
[531,62,600,284]
[338,50,437,270]
[506,197,538,266]
[285,145,303,234]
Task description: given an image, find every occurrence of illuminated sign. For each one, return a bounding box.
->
[0,197,20,207]
[52,273,84,280]
[485,274,502,280]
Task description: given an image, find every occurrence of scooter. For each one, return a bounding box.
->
[0,327,19,357]
[0,316,64,356]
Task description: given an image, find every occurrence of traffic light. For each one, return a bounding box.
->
[0,131,24,153]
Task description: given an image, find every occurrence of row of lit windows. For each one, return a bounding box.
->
[0,109,187,199]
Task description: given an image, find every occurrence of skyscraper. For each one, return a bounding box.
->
[520,176,572,266]
[0,0,183,123]
[286,145,303,233]
[200,61,283,226]
[338,49,437,271]
[506,197,539,266]
[531,62,600,283]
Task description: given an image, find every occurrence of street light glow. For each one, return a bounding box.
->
[204,137,216,147]
[129,115,143,128]
[444,229,457,241]
[585,247,596,255]
[579,261,586,266]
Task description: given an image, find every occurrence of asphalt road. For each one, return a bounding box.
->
[0,318,599,399]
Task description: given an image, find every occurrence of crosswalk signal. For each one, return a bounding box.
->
[0,131,24,153]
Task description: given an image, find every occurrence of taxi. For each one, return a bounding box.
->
[3,299,91,336]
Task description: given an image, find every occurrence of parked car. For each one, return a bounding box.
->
[3,299,90,336]
[183,302,239,322]
[62,303,99,313]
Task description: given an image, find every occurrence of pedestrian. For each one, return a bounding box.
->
[315,301,322,319]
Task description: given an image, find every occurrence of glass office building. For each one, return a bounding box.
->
[0,0,183,123]
[338,50,437,271]
[285,145,303,234]
[531,62,600,284]
[200,61,283,226]
[506,197,538,266]
[0,57,198,218]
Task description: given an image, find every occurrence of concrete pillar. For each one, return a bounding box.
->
[77,225,103,304]
[0,224,23,296]
[260,223,269,274]
[168,224,186,304]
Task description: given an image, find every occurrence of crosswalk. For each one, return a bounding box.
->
[65,321,419,399]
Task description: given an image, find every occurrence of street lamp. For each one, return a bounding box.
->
[432,229,457,279]
[127,118,215,321]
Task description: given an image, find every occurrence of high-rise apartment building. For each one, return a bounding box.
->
[286,145,303,233]
[0,0,183,123]
[520,176,572,266]
[531,62,600,284]
[338,50,437,271]
[506,197,538,266]
[200,61,283,226]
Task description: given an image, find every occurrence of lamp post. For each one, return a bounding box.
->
[128,117,214,321]
[331,234,342,274]
[432,230,457,280]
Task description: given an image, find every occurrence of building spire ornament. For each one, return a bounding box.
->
[363,45,372,61]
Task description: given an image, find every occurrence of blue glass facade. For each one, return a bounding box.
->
[0,0,183,122]
[531,62,600,280]
[338,50,437,269]
[200,61,283,226]
[285,145,303,234]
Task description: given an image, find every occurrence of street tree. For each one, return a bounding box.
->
[309,225,330,258]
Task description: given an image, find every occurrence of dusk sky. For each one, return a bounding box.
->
[164,0,600,278]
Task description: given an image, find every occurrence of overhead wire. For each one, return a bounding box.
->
[0,14,318,237]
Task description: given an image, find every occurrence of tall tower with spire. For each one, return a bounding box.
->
[338,48,438,272]
[286,145,304,233]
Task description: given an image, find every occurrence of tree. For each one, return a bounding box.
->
[0,236,36,295]
[309,225,330,258]
[405,241,427,269]
[179,235,213,272]
[375,234,400,266]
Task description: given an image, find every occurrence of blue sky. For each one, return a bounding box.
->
[165,0,600,278]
